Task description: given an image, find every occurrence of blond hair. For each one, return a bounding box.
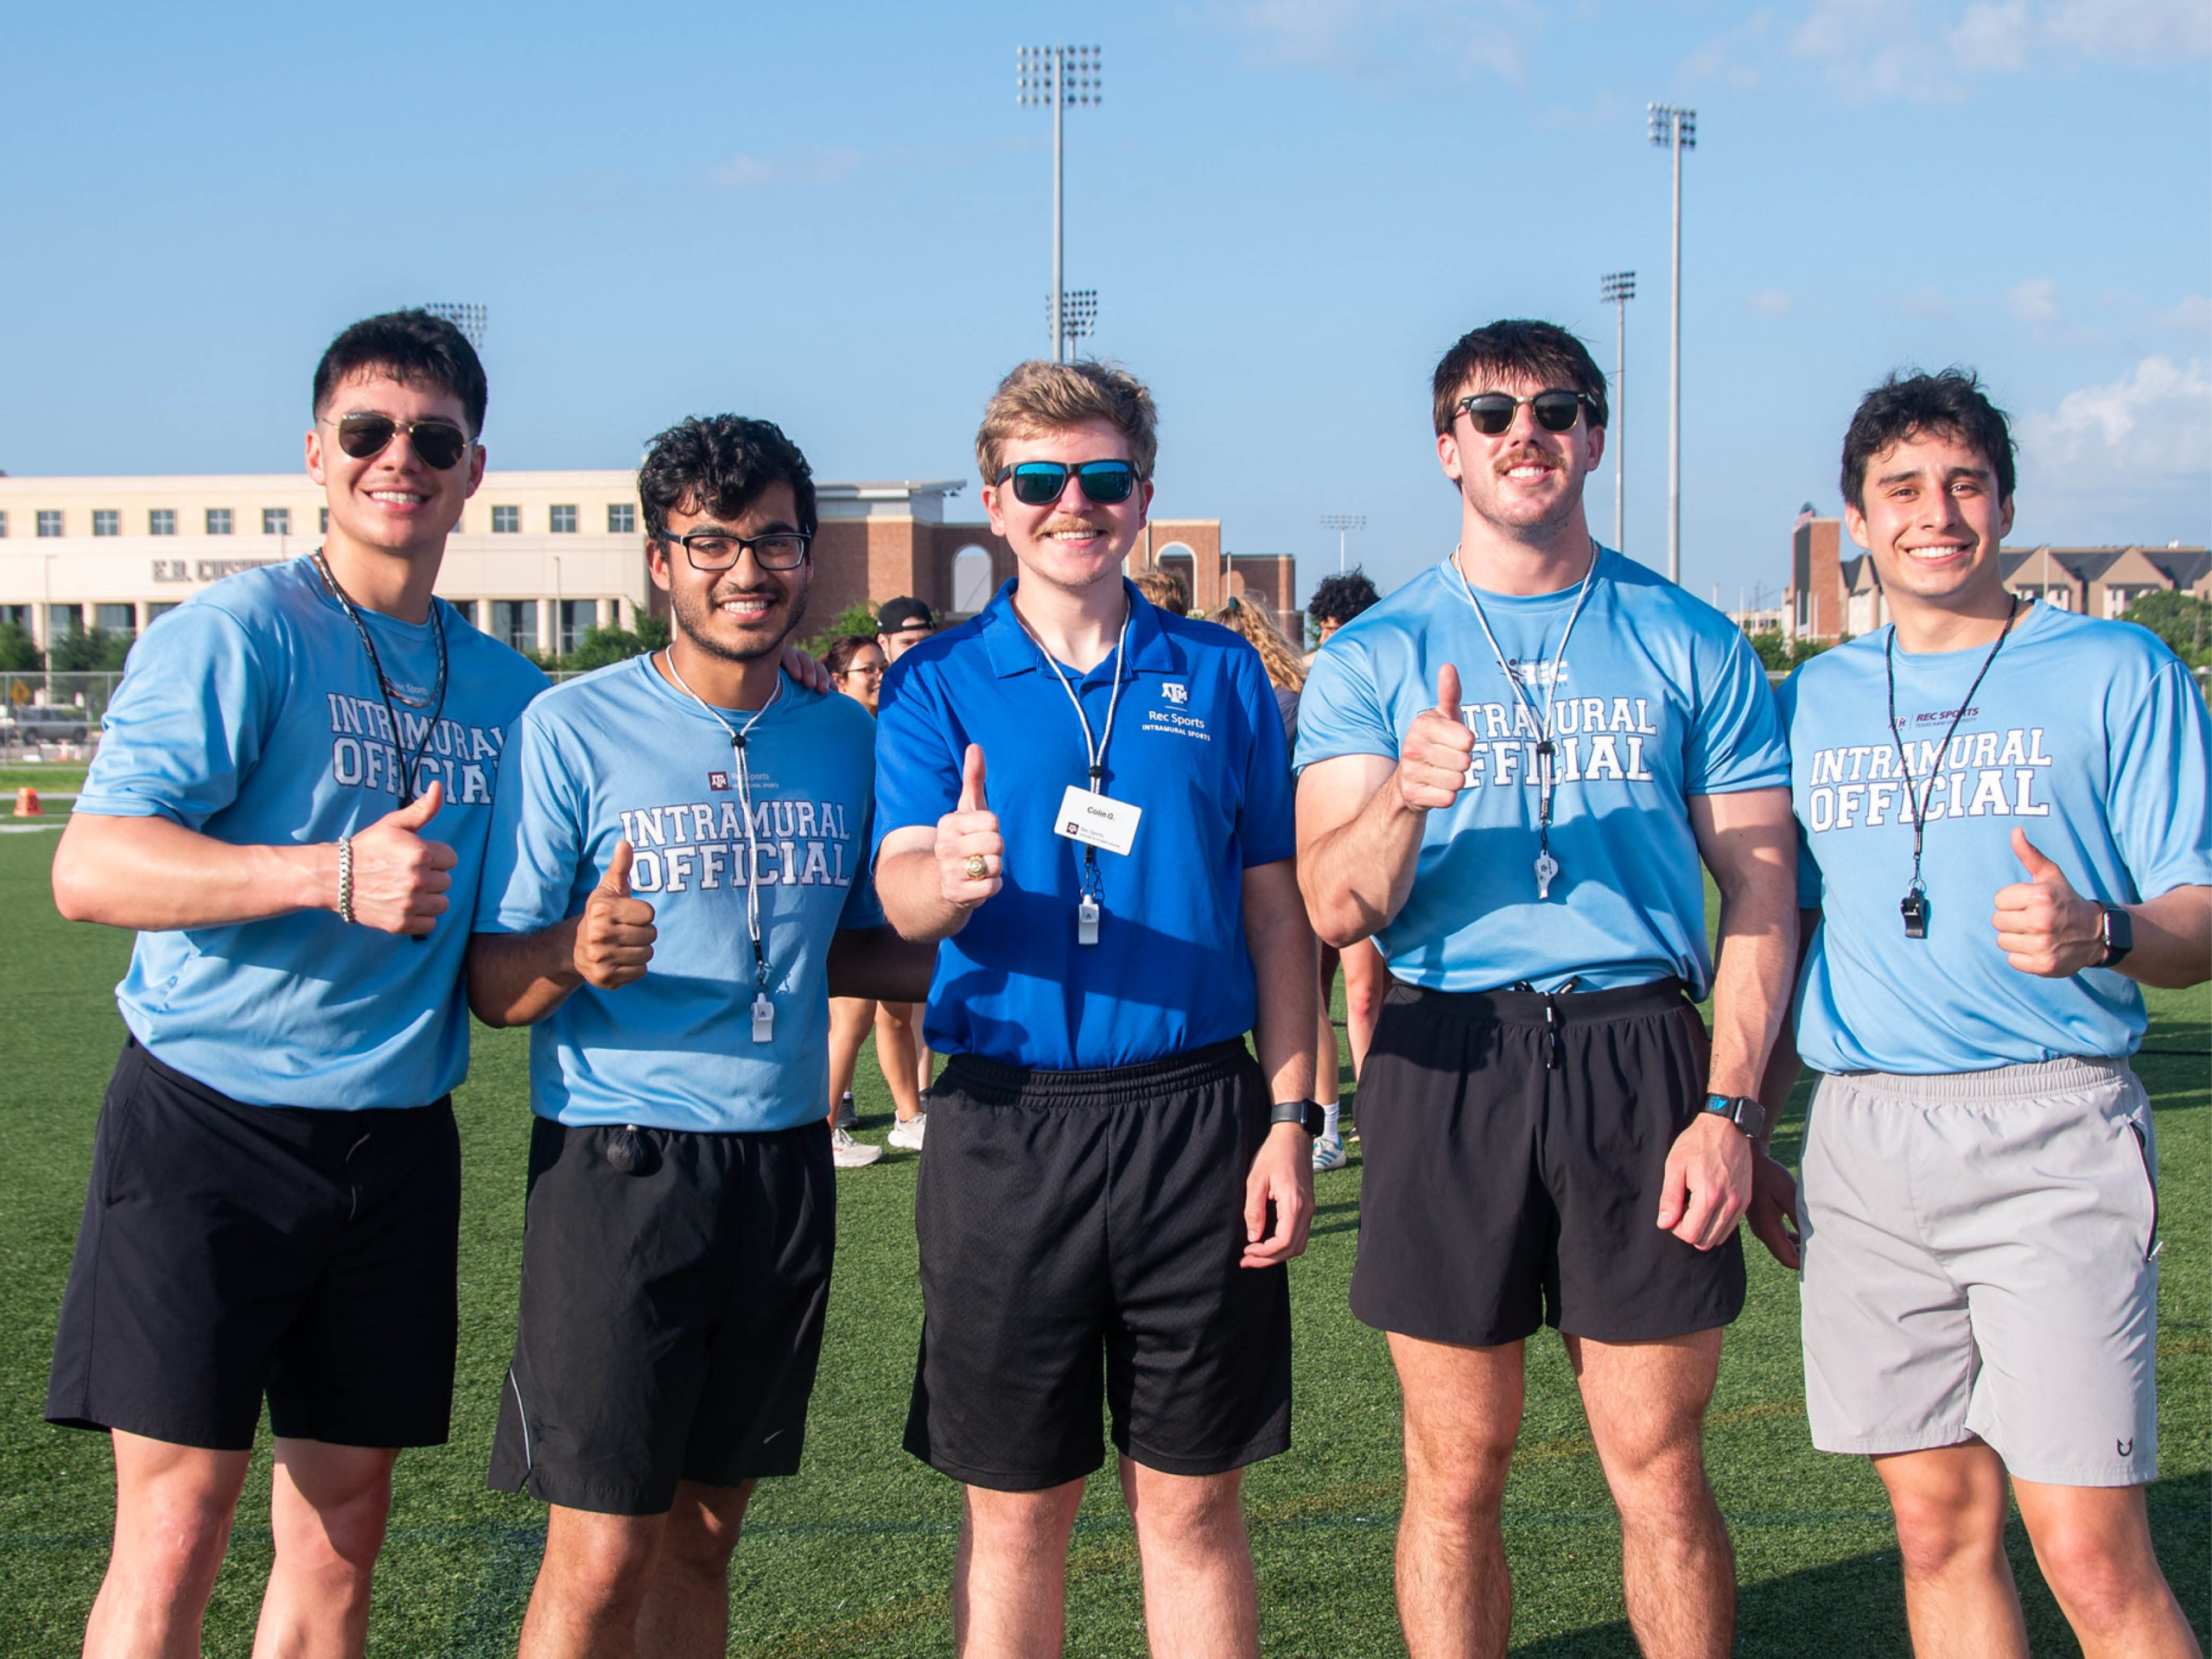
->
[1210,594,1306,692]
[1132,567,1190,616]
[976,359,1159,487]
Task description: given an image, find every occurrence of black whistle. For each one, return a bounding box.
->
[1900,893,1929,939]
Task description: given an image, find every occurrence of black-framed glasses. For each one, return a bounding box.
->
[994,459,1141,507]
[331,412,474,470]
[1456,391,1596,437]
[657,529,813,571]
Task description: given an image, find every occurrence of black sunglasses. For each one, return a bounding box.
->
[656,529,812,572]
[332,412,474,471]
[994,459,1141,507]
[1457,391,1596,437]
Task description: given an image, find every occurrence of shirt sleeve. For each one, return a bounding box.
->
[2107,653,2212,899]
[1234,646,1297,868]
[472,706,587,935]
[73,602,277,829]
[871,661,963,854]
[1293,636,1396,773]
[1686,626,1790,796]
[1774,670,1823,910]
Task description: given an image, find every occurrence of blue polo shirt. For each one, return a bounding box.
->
[872,578,1296,1070]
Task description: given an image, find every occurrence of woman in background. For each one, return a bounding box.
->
[1209,595,1351,1172]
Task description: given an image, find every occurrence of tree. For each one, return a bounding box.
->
[47,626,131,672]
[802,601,881,661]
[563,615,671,671]
[1746,630,1834,675]
[2122,590,2211,668]
[0,623,40,672]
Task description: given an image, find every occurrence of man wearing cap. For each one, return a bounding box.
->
[876,596,935,663]
[873,358,1318,1657]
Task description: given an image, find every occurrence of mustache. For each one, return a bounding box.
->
[1492,447,1561,475]
[1040,518,1110,536]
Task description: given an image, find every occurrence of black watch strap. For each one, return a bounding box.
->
[1703,1093,1765,1141]
[1271,1099,1325,1137]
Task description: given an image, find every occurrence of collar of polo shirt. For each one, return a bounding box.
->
[976,575,1187,682]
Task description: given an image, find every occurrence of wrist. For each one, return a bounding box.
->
[1269,1099,1325,1138]
[1701,1092,1765,1141]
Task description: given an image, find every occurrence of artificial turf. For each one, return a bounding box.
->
[0,825,2202,1656]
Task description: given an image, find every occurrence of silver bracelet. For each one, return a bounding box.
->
[337,835,355,925]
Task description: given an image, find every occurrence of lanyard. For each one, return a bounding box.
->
[661,652,781,993]
[1883,595,2018,938]
[1013,600,1130,903]
[312,549,448,810]
[1446,542,1599,897]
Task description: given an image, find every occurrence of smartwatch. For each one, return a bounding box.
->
[2099,904,2133,968]
[1702,1093,1765,1141]
[1270,1099,1326,1137]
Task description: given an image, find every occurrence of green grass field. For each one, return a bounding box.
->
[0,824,2203,1656]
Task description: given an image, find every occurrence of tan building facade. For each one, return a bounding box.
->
[0,469,1297,653]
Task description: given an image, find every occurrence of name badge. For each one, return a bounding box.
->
[1054,785,1141,856]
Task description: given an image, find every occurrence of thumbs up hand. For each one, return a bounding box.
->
[1396,664,1478,812]
[574,838,658,988]
[934,743,1004,910]
[1992,828,2107,977]
[345,780,460,934]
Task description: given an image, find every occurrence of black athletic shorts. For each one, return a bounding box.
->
[906,1039,1293,1492]
[47,1039,461,1451]
[1351,977,1745,1348]
[489,1116,835,1516]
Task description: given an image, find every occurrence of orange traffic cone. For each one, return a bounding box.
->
[13,786,41,817]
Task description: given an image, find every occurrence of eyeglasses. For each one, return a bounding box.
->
[331,412,474,471]
[840,661,885,677]
[994,460,1141,507]
[657,529,812,572]
[1456,391,1597,437]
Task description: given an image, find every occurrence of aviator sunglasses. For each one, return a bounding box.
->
[994,459,1141,507]
[1457,390,1598,437]
[331,411,474,471]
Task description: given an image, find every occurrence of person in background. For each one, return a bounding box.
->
[874,597,940,1110]
[1306,567,1390,1109]
[1213,595,1352,1173]
[1133,566,1191,617]
[824,633,925,1158]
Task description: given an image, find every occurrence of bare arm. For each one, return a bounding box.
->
[1294,665,1475,948]
[1239,856,1318,1268]
[1652,785,1799,1253]
[874,745,1003,944]
[467,839,655,1027]
[53,784,454,935]
[824,925,938,1003]
[1745,906,1821,1271]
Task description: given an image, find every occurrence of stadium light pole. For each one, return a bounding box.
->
[1018,45,1102,364]
[1051,288,1098,359]
[1599,271,1635,552]
[423,302,487,352]
[1648,104,1695,586]
[1319,514,1364,575]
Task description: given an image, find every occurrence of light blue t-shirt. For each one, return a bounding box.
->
[1782,601,2212,1073]
[74,557,548,1109]
[1296,549,1789,995]
[474,655,882,1133]
[871,579,1297,1070]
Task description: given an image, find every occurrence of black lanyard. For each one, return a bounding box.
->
[313,550,448,809]
[1883,594,2018,938]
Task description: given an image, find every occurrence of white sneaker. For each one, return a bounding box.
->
[888,1114,927,1151]
[830,1128,883,1168]
[1312,1134,1348,1173]
[834,1092,858,1130]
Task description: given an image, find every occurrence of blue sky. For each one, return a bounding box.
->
[1,0,2205,606]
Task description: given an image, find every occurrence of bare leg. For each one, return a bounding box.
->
[84,1431,249,1659]
[635,1480,755,1659]
[252,1439,400,1659]
[518,1506,665,1659]
[1120,1459,1259,1659]
[2012,1476,2202,1659]
[827,996,875,1124]
[1566,1330,1734,1659]
[954,1478,1085,1658]
[918,1039,936,1103]
[1339,939,1388,1080]
[874,1001,926,1124]
[1388,1333,1524,1659]
[1872,1442,2029,1659]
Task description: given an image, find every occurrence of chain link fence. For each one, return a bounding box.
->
[0,672,121,760]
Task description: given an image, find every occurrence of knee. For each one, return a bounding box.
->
[1127,1471,1244,1547]
[119,1491,234,1594]
[1889,1492,2000,1584]
[1404,1434,1516,1520]
[2031,1518,2159,1631]
[660,1488,748,1580]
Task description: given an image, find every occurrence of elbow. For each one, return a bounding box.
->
[49,852,107,925]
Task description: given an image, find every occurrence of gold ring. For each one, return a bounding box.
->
[964,855,989,880]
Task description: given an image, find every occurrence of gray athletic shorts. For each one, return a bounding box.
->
[1800,1058,2161,1487]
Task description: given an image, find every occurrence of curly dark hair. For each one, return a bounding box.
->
[313,309,488,436]
[637,416,817,542]
[1840,368,2016,512]
[1307,569,1381,627]
[1431,319,1607,437]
